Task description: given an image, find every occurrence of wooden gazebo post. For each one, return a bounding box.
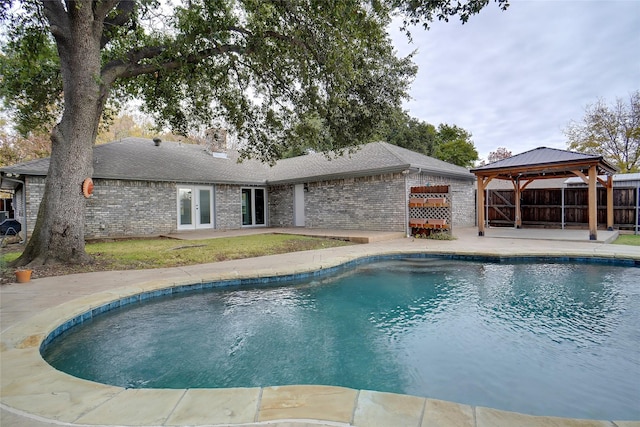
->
[606,175,614,231]
[477,179,485,236]
[513,177,522,228]
[588,165,598,240]
[477,176,488,236]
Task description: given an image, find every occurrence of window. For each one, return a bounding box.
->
[242,188,266,226]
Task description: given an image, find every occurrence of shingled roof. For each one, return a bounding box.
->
[268,141,474,183]
[1,138,475,185]
[1,138,270,185]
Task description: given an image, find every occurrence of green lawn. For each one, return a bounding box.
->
[0,234,352,281]
[613,234,640,246]
[85,234,352,268]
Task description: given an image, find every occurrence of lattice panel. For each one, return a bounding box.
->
[408,191,452,233]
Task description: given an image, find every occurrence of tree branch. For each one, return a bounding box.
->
[93,0,121,21]
[98,0,136,48]
[229,25,314,57]
[101,43,247,84]
[40,0,70,41]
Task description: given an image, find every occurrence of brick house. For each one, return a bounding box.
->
[0,137,476,239]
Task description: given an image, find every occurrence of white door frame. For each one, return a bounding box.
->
[241,187,267,227]
[177,185,214,230]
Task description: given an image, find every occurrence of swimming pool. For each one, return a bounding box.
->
[42,258,640,421]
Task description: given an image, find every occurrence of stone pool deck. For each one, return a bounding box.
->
[1,227,639,427]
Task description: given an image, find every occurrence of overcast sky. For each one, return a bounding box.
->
[389,0,640,162]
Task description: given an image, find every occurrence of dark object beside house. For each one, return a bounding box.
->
[0,219,21,236]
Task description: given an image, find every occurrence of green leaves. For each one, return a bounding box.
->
[110,0,418,162]
[1,0,506,160]
[433,124,477,168]
[393,0,509,36]
[0,22,62,135]
[379,113,478,167]
[565,91,640,173]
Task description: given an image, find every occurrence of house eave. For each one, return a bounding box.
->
[90,174,266,186]
[268,164,475,185]
[413,166,476,181]
[267,165,411,185]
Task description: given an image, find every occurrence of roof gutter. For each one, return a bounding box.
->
[268,164,474,186]
[407,166,475,181]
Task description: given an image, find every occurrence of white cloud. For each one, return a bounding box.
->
[391,0,640,161]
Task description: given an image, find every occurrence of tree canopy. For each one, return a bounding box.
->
[379,110,437,156]
[487,147,512,164]
[378,112,478,167]
[2,0,421,162]
[565,91,640,173]
[0,126,52,167]
[0,0,508,266]
[432,123,477,168]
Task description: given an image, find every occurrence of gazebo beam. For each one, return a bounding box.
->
[571,169,588,184]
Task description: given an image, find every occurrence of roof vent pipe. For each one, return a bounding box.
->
[153,137,161,146]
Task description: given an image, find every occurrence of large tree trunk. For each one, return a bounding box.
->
[14,1,106,267]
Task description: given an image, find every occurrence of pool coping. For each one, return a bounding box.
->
[2,234,640,427]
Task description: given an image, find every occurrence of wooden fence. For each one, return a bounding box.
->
[487,188,639,229]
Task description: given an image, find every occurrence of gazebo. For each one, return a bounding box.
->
[470,147,618,240]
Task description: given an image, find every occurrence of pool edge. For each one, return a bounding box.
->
[2,249,639,427]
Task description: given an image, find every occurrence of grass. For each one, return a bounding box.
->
[3,231,638,283]
[87,234,352,268]
[613,234,640,246]
[0,234,352,282]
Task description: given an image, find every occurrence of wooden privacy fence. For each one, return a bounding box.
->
[487,187,639,230]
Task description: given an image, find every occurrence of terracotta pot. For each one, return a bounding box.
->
[410,185,449,194]
[15,269,32,283]
[428,185,449,193]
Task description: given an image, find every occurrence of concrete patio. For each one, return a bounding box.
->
[2,227,639,427]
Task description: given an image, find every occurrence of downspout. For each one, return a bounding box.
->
[0,175,27,243]
[404,167,422,237]
[403,169,410,237]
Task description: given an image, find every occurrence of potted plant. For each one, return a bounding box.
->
[15,269,32,283]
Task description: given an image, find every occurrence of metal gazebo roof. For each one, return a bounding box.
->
[470,147,617,180]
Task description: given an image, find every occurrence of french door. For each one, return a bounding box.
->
[177,186,214,230]
[242,188,266,227]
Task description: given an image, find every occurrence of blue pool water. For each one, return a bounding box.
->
[43,259,640,420]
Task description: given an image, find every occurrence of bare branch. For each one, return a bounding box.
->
[40,0,69,41]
